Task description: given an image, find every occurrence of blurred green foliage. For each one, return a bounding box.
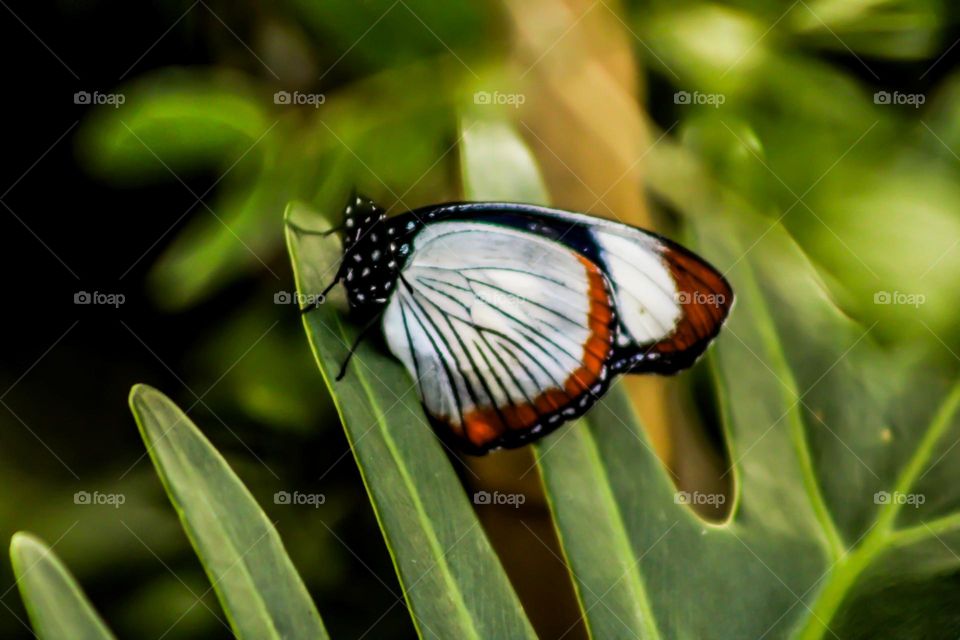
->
[635,0,960,353]
[6,0,960,637]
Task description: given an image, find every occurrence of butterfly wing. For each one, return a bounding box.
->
[403,202,734,375]
[381,221,616,453]
[586,221,734,374]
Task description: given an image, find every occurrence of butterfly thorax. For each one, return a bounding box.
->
[339,195,417,313]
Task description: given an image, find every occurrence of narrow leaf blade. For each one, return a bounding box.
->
[10,532,116,640]
[459,115,666,639]
[285,201,537,640]
[128,384,328,640]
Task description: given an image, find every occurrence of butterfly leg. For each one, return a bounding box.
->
[298,272,346,315]
[285,219,348,314]
[335,314,382,380]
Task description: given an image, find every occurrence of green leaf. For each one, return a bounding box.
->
[78,69,270,182]
[460,115,549,203]
[535,211,838,639]
[285,201,537,639]
[128,384,328,640]
[646,132,960,638]
[460,115,960,638]
[10,532,115,640]
[457,115,666,638]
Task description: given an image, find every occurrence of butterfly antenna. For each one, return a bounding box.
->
[335,315,381,381]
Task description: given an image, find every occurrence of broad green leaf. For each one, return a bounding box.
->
[10,532,115,640]
[461,116,960,638]
[128,384,328,640]
[533,208,837,639]
[285,201,537,639]
[652,139,960,638]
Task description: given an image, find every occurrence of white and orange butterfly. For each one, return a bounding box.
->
[305,194,733,454]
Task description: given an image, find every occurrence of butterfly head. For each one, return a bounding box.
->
[338,193,414,311]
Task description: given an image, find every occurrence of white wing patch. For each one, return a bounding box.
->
[381,221,613,450]
[591,228,681,345]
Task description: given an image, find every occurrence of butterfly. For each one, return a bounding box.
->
[303,193,733,455]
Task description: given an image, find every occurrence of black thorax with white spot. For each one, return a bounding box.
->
[339,195,418,315]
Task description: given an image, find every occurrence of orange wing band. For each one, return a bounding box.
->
[462,254,613,449]
[653,247,733,354]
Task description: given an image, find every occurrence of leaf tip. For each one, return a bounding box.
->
[10,531,45,571]
[127,384,177,448]
[128,383,161,413]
